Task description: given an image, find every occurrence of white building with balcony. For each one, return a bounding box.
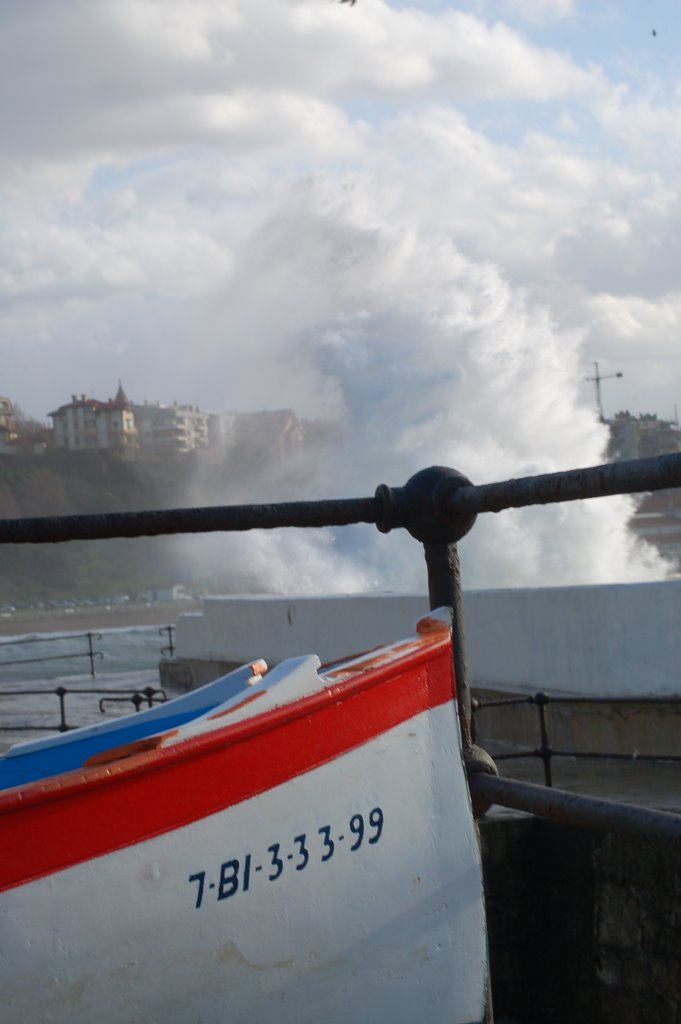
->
[133,402,212,455]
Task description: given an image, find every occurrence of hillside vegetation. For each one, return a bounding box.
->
[0,451,283,603]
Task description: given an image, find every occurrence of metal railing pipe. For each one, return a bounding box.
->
[1,454,679,547]
[0,497,380,545]
[469,773,681,846]
[446,452,681,517]
[0,651,105,668]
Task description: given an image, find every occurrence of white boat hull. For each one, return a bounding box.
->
[1,616,487,1023]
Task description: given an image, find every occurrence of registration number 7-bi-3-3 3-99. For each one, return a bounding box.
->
[188,806,384,909]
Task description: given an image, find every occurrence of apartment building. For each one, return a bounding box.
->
[608,411,681,462]
[629,490,681,570]
[47,387,317,466]
[607,412,681,570]
[0,396,17,452]
[0,396,14,432]
[134,402,212,455]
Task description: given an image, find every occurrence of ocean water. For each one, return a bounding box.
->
[0,626,181,751]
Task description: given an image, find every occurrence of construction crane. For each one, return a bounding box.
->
[585,361,623,422]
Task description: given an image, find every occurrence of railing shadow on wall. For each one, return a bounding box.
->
[1,451,681,845]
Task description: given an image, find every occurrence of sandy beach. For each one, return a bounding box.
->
[0,600,200,638]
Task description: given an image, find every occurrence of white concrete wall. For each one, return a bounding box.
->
[175,594,430,667]
[463,580,681,698]
[175,581,681,697]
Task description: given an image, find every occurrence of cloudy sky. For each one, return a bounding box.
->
[1,0,679,589]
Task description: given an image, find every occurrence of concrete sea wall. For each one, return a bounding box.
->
[168,592,430,686]
[465,580,681,698]
[169,581,681,700]
[173,581,681,695]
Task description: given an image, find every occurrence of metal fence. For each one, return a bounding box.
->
[472,691,681,787]
[1,451,681,844]
[0,685,168,733]
[0,631,103,677]
[159,624,175,658]
[0,626,175,731]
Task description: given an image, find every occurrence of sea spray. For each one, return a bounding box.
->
[177,178,668,591]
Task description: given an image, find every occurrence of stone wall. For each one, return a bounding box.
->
[480,816,681,1023]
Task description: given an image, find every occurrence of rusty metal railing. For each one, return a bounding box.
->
[472,691,681,787]
[1,451,681,843]
[468,773,681,843]
[0,631,104,677]
[159,624,175,658]
[0,685,168,733]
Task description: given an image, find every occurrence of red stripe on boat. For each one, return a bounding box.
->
[0,633,455,892]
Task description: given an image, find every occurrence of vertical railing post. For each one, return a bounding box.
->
[535,692,553,787]
[87,631,97,678]
[159,625,175,658]
[376,467,479,756]
[55,686,68,732]
[424,541,472,754]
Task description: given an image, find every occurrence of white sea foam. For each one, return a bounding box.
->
[179,178,668,593]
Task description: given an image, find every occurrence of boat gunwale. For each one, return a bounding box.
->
[0,629,454,817]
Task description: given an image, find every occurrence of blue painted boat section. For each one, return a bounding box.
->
[0,663,262,792]
[0,706,215,791]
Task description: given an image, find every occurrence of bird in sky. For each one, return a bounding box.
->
[652,28,657,36]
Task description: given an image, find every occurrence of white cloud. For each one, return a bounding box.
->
[593,82,681,159]
[588,292,681,370]
[0,0,596,167]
